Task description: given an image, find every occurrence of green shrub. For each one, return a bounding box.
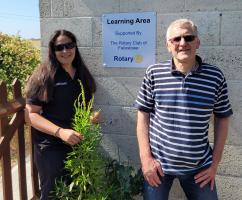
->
[0,32,40,90]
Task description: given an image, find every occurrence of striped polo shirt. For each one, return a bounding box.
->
[135,56,233,175]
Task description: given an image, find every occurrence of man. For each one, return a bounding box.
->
[135,19,233,200]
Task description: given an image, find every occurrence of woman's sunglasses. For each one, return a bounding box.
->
[54,42,76,51]
[169,35,196,44]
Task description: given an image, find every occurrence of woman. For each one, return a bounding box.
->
[25,30,96,200]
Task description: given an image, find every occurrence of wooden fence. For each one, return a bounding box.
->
[0,79,39,200]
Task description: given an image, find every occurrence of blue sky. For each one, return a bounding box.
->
[0,0,40,39]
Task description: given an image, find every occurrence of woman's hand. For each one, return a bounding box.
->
[56,128,84,146]
[90,111,101,124]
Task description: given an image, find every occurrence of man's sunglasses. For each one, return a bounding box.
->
[169,35,196,44]
[54,42,76,51]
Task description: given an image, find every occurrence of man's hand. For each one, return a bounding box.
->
[142,157,164,187]
[194,117,229,191]
[194,165,218,190]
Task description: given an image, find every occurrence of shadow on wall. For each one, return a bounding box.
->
[94,78,142,167]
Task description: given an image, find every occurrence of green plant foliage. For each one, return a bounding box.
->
[0,32,40,90]
[105,160,144,200]
[50,82,143,200]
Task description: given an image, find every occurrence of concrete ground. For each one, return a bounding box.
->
[0,157,33,200]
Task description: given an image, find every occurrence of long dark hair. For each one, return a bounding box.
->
[26,30,96,102]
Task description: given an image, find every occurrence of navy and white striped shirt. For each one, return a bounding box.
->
[135,56,233,175]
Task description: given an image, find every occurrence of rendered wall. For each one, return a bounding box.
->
[40,0,242,199]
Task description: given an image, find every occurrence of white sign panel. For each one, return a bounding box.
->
[102,12,156,68]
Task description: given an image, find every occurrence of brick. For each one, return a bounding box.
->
[216,175,242,200]
[198,47,242,81]
[218,145,242,177]
[226,82,242,145]
[156,48,172,62]
[221,12,242,45]
[120,0,185,13]
[39,0,51,17]
[64,0,119,17]
[52,0,64,17]
[40,18,92,47]
[94,77,142,106]
[185,0,242,11]
[94,105,137,136]
[101,134,140,165]
[92,17,102,47]
[207,82,241,146]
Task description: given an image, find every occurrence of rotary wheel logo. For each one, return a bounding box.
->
[134,54,143,63]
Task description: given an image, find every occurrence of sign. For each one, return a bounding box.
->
[102,12,156,68]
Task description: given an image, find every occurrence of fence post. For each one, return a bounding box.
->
[13,79,27,200]
[29,127,40,199]
[0,81,13,200]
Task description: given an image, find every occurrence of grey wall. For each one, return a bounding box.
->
[40,0,242,199]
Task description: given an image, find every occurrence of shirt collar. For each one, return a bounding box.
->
[57,66,78,81]
[170,55,203,74]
